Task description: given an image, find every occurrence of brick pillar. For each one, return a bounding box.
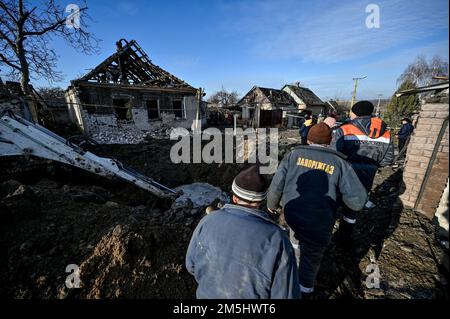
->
[399,101,449,219]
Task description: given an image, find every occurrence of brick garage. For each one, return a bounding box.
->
[400,94,449,219]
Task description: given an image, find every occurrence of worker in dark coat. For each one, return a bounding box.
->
[299,114,315,145]
[396,118,414,153]
[186,165,300,299]
[330,101,394,244]
[267,123,367,297]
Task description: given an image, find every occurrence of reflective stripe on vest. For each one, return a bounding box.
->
[341,121,391,144]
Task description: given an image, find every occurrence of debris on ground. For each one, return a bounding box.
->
[91,123,178,144]
[0,131,448,299]
[316,166,448,299]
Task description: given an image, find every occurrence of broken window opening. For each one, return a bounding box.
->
[113,98,133,121]
[172,100,184,119]
[146,100,160,120]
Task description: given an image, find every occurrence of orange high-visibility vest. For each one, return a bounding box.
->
[340,118,391,143]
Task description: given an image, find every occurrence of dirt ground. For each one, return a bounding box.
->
[0,132,448,299]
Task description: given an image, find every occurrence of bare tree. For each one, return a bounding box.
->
[430,56,449,80]
[36,86,65,100]
[208,86,240,108]
[398,54,449,87]
[0,0,99,94]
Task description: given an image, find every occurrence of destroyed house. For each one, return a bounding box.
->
[282,84,326,115]
[237,86,297,127]
[66,39,200,143]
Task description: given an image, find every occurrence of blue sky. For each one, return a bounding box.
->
[27,0,449,100]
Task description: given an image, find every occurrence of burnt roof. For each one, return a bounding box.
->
[73,39,196,91]
[258,87,295,104]
[0,81,24,97]
[283,84,325,106]
[238,86,296,106]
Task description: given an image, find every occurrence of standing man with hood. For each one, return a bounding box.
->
[330,101,394,244]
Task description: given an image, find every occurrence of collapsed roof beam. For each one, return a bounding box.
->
[76,39,194,89]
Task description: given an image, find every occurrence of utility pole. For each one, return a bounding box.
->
[376,94,383,117]
[194,87,205,133]
[350,76,367,107]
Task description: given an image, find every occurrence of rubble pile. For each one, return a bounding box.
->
[0,99,29,119]
[145,125,171,140]
[91,124,188,144]
[91,127,149,144]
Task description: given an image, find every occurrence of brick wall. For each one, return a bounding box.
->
[399,99,449,219]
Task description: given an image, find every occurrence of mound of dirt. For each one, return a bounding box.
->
[0,136,447,299]
[0,174,205,299]
[0,138,237,299]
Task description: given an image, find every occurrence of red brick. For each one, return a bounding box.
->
[418,124,432,131]
[422,150,433,157]
[403,171,418,179]
[408,155,429,162]
[422,200,439,209]
[403,177,418,186]
[401,199,415,208]
[420,111,436,118]
[408,148,423,156]
[418,118,446,125]
[419,162,429,169]
[423,143,436,150]
[406,160,421,167]
[425,188,445,199]
[430,124,445,132]
[435,112,449,119]
[411,137,427,144]
[408,166,427,174]
[423,104,448,112]
[414,130,434,137]
[417,207,435,219]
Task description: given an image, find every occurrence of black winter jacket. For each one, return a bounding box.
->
[397,123,414,140]
[267,145,367,246]
[330,116,394,190]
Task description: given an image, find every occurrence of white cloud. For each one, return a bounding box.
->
[363,40,449,70]
[117,2,140,17]
[224,0,449,63]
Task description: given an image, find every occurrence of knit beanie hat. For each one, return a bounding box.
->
[402,118,412,123]
[351,101,374,116]
[307,123,332,145]
[232,165,267,202]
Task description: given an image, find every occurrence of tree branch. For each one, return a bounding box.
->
[0,1,18,25]
[0,28,15,48]
[23,6,88,36]
[0,52,21,70]
[0,14,15,33]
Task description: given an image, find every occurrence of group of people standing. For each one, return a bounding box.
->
[186,100,413,299]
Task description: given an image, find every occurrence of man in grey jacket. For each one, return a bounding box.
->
[267,123,367,297]
[186,165,300,299]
